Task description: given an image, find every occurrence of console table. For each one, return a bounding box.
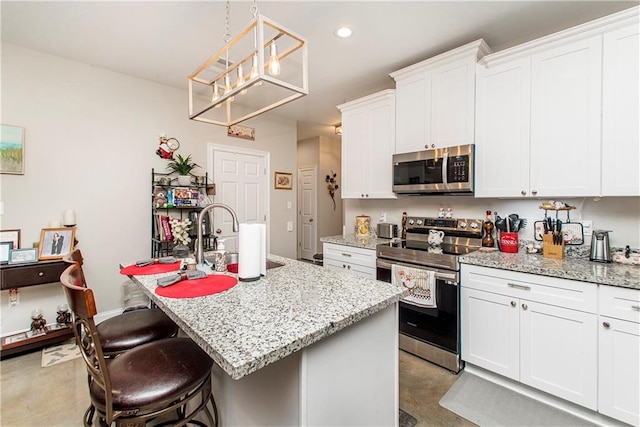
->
[0,260,74,358]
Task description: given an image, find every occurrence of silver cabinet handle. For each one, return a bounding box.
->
[510,301,516,307]
[508,283,531,291]
[632,305,640,311]
[602,321,610,329]
[531,190,538,196]
[521,190,526,196]
[522,303,528,310]
[341,253,352,257]
[361,194,365,198]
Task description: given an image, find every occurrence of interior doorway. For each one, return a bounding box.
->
[207,144,269,254]
[297,165,317,261]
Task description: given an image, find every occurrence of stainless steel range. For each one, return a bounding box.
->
[376,217,483,373]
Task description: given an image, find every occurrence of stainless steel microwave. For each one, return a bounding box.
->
[392,144,475,194]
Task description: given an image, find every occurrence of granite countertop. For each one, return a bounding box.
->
[126,254,407,380]
[460,250,640,290]
[320,234,392,250]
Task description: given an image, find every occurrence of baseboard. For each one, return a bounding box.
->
[464,364,629,427]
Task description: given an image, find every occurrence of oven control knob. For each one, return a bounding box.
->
[408,219,415,225]
[416,219,423,225]
[459,221,467,229]
[470,221,479,229]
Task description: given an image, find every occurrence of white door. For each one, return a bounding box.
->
[208,145,268,253]
[298,166,317,261]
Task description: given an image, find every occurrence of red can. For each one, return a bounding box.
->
[499,232,519,253]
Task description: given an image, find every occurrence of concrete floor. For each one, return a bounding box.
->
[0,346,474,426]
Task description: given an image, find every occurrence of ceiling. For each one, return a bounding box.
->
[2,1,638,140]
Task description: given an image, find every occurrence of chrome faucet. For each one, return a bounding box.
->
[196,203,239,265]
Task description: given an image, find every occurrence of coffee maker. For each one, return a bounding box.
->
[590,230,612,263]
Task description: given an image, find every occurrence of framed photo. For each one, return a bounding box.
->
[0,241,12,264]
[0,124,25,175]
[274,172,293,190]
[9,248,38,264]
[0,229,20,249]
[38,227,75,260]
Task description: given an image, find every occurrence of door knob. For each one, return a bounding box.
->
[309,218,313,222]
[216,229,222,234]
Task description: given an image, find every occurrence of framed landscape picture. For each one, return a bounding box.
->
[0,124,25,175]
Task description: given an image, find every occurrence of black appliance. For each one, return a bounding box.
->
[392,144,475,195]
[376,216,482,372]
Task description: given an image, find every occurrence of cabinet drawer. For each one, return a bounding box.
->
[0,261,67,290]
[323,243,376,268]
[599,285,640,323]
[324,258,376,279]
[461,264,597,313]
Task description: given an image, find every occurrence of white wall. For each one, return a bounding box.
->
[344,196,640,249]
[0,43,297,335]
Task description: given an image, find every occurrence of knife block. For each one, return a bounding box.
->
[542,234,564,259]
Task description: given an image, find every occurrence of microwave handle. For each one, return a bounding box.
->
[442,151,449,188]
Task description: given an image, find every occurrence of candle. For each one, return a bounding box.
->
[63,209,76,226]
[49,220,61,228]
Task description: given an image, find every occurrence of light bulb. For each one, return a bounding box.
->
[212,81,221,108]
[268,41,281,76]
[237,63,247,95]
[224,74,234,102]
[249,53,263,86]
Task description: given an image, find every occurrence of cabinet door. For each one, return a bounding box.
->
[598,316,640,426]
[340,109,368,198]
[530,36,602,197]
[602,24,640,196]
[431,57,475,148]
[461,287,519,380]
[520,300,597,410]
[366,100,396,199]
[323,259,375,279]
[395,72,431,154]
[475,58,531,198]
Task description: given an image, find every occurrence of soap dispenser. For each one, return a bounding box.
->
[214,239,228,272]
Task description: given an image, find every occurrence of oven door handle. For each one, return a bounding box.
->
[376,259,458,282]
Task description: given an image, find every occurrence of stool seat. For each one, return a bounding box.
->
[97,308,179,355]
[91,338,212,411]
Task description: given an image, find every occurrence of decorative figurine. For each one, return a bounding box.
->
[56,304,71,326]
[438,208,445,218]
[445,208,453,218]
[30,309,47,333]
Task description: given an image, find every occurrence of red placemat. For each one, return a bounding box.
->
[120,262,181,276]
[155,275,238,298]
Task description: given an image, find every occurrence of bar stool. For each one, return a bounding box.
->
[61,264,218,427]
[62,249,178,356]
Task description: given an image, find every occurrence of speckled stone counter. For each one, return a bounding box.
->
[460,250,640,290]
[320,234,392,250]
[126,254,406,380]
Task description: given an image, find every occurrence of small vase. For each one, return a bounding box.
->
[173,243,190,259]
[177,175,192,186]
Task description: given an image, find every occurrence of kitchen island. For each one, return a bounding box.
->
[126,254,407,426]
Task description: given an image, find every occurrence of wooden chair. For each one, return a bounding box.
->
[62,249,178,356]
[60,264,218,427]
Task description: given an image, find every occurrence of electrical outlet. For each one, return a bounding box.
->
[581,220,593,240]
[287,221,293,232]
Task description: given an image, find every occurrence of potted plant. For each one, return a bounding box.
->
[166,154,199,185]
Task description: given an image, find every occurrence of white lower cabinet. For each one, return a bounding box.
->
[323,243,376,279]
[598,285,640,426]
[461,265,598,410]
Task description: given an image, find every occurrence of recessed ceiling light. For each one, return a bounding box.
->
[335,26,353,38]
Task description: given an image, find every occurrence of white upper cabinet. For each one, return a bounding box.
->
[529,36,602,197]
[391,40,491,154]
[475,6,639,198]
[602,23,640,196]
[338,90,396,199]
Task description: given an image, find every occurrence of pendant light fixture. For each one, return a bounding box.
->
[188,0,308,127]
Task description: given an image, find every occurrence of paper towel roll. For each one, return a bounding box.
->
[238,223,266,282]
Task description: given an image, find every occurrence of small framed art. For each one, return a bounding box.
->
[0,241,12,264]
[0,124,25,175]
[38,227,75,260]
[274,172,293,190]
[0,229,20,249]
[9,248,38,264]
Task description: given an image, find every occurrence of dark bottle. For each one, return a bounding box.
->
[401,212,407,239]
[482,210,495,248]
